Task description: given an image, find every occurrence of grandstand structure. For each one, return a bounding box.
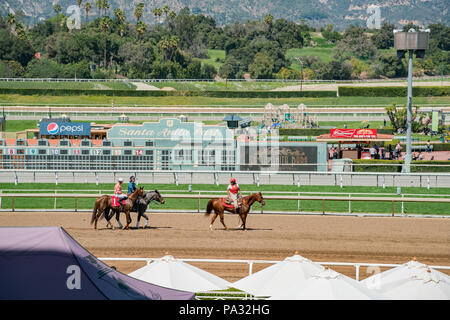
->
[0,118,328,172]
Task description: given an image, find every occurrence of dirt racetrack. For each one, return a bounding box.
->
[1,211,449,282]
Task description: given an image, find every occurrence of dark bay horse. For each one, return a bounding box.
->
[135,190,165,228]
[205,192,265,230]
[91,187,145,230]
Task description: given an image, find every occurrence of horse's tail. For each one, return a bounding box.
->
[205,199,214,216]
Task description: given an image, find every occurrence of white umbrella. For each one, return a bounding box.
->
[268,268,387,300]
[128,255,231,292]
[361,258,450,292]
[362,261,450,300]
[232,253,324,297]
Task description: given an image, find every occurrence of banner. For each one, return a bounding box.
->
[330,129,377,139]
[40,121,91,136]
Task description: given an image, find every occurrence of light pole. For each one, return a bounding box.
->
[295,57,303,91]
[394,28,429,173]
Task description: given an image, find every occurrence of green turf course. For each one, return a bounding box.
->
[1,93,449,108]
[1,183,449,216]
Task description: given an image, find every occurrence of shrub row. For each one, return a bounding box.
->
[338,86,450,97]
[352,159,450,172]
[0,88,337,98]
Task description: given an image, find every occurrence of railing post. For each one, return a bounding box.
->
[392,200,394,217]
[355,264,360,281]
[248,261,254,275]
[322,198,325,215]
[348,194,351,214]
[75,197,78,212]
[197,191,201,213]
[54,190,57,210]
[12,197,15,212]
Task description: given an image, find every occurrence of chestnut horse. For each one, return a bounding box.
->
[91,187,145,230]
[205,192,265,230]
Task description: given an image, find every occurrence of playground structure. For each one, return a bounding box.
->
[262,103,318,130]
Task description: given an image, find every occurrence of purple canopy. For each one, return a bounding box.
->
[0,226,194,300]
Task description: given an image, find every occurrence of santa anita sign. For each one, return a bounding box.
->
[107,119,234,145]
[107,118,283,171]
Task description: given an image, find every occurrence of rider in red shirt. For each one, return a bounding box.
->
[227,178,242,213]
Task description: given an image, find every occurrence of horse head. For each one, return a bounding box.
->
[154,189,165,204]
[257,192,265,206]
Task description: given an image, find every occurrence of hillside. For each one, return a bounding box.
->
[2,0,449,28]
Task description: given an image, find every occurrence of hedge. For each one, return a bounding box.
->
[352,159,403,172]
[338,86,450,97]
[352,159,450,172]
[0,88,337,98]
[410,161,450,173]
[279,128,331,136]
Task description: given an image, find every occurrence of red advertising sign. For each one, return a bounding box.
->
[330,129,377,139]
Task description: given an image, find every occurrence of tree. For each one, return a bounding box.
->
[99,16,112,68]
[53,4,62,16]
[84,2,92,23]
[249,52,274,79]
[386,103,424,133]
[371,22,395,49]
[135,21,147,41]
[263,14,273,27]
[373,52,407,78]
[153,8,163,24]
[6,13,16,32]
[134,3,144,22]
[158,36,179,61]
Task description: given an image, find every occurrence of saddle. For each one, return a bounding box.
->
[221,196,243,209]
[112,196,127,207]
[222,197,235,209]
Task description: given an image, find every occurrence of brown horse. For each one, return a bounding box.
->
[205,192,265,230]
[91,187,145,230]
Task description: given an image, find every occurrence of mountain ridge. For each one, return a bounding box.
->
[2,0,449,28]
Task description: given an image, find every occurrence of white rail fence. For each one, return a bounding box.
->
[1,192,450,216]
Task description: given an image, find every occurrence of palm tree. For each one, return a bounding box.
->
[77,0,83,8]
[153,8,163,24]
[158,35,179,61]
[114,8,126,36]
[99,16,112,68]
[134,3,144,22]
[169,10,176,20]
[84,2,92,23]
[95,0,102,16]
[54,4,62,15]
[100,0,109,16]
[135,20,147,41]
[15,22,27,40]
[162,5,170,20]
[6,13,16,32]
[264,14,273,26]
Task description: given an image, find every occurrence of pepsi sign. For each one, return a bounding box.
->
[40,121,91,136]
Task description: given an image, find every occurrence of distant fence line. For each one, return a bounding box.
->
[0,76,448,83]
[1,169,450,188]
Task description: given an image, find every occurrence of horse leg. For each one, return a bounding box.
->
[105,208,114,230]
[240,213,247,230]
[123,212,131,230]
[142,212,149,228]
[115,210,123,229]
[219,211,227,230]
[209,212,218,230]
